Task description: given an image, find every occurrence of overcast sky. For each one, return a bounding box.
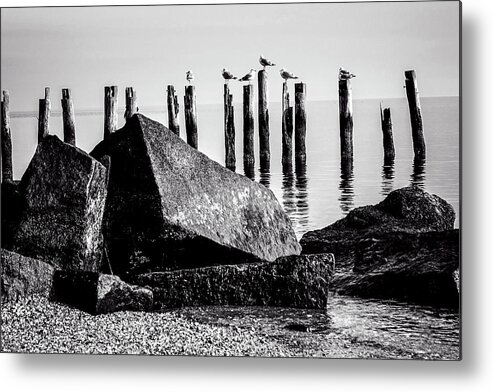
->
[1,1,459,111]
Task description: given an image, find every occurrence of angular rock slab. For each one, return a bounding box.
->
[91,114,300,275]
[12,135,107,271]
[51,270,153,315]
[1,249,55,302]
[301,186,455,269]
[335,230,460,308]
[131,253,335,310]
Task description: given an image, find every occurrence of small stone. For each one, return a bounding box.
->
[50,270,153,315]
[1,249,54,302]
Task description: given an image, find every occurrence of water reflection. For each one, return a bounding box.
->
[259,167,271,188]
[281,170,296,218]
[295,163,309,230]
[381,164,395,197]
[339,162,354,215]
[410,158,426,189]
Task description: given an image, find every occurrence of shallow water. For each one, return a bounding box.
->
[174,295,460,359]
[9,96,459,238]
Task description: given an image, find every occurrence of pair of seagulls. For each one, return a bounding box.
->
[222,55,299,84]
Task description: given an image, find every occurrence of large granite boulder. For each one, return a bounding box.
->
[11,136,107,271]
[91,114,300,276]
[1,249,55,302]
[335,230,460,308]
[301,187,455,269]
[131,253,334,310]
[51,270,153,315]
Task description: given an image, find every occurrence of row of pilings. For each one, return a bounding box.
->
[1,69,425,184]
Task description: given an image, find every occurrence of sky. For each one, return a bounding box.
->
[1,1,460,112]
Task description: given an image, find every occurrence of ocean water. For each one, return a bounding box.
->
[10,96,459,238]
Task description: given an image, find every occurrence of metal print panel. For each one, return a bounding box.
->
[0,1,461,359]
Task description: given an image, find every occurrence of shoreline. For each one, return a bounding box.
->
[1,295,459,360]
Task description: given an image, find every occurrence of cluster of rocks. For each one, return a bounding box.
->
[1,114,331,314]
[1,113,459,314]
[301,186,460,308]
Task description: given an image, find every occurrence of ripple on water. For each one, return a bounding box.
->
[172,295,460,360]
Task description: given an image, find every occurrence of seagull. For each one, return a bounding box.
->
[186,70,194,84]
[238,69,257,84]
[279,68,299,81]
[339,67,356,80]
[259,55,276,70]
[222,68,238,84]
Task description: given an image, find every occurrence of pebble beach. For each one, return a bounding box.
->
[1,295,459,360]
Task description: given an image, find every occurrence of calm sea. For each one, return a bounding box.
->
[10,96,460,238]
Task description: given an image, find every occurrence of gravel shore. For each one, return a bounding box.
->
[1,296,458,359]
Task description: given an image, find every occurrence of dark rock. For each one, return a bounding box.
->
[284,323,312,332]
[11,135,107,271]
[131,253,334,310]
[50,270,153,315]
[301,187,455,269]
[335,230,460,308]
[1,249,54,302]
[1,180,22,249]
[91,114,300,276]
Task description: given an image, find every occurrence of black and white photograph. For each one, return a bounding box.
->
[1,0,461,361]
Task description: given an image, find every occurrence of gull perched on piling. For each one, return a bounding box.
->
[238,69,257,84]
[259,55,276,70]
[222,68,238,84]
[280,68,299,81]
[186,70,194,84]
[339,67,356,80]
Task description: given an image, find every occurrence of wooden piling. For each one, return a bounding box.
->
[294,82,307,167]
[184,85,198,149]
[38,87,51,143]
[258,70,270,170]
[61,88,76,146]
[338,79,353,165]
[104,86,118,140]
[224,84,236,171]
[281,82,293,171]
[167,85,180,135]
[124,87,137,122]
[405,70,426,160]
[1,90,13,182]
[380,104,395,165]
[243,84,254,170]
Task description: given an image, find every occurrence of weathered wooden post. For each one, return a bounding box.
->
[124,87,137,122]
[184,85,198,149]
[339,79,353,166]
[104,86,118,140]
[281,82,293,171]
[405,70,426,160]
[380,104,395,165]
[1,90,13,182]
[258,70,270,170]
[61,88,76,146]
[243,84,254,171]
[295,82,307,167]
[167,85,180,135]
[38,87,51,143]
[224,84,236,171]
